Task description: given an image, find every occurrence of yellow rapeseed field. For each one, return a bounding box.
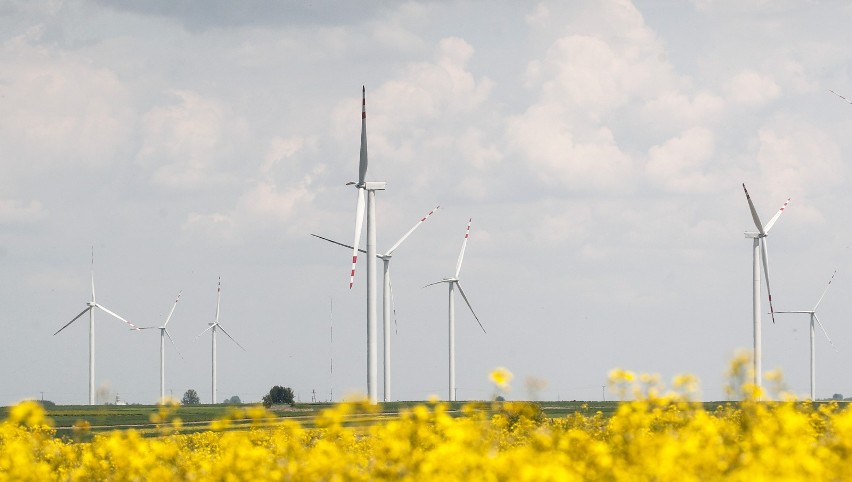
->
[3,355,852,481]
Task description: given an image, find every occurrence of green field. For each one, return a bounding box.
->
[0,400,742,441]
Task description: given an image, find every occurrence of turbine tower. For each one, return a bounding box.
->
[742,184,790,395]
[424,219,486,401]
[53,248,138,405]
[345,86,385,404]
[776,270,838,400]
[196,278,245,404]
[139,291,182,403]
[311,205,440,401]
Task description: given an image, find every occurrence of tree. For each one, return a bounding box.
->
[262,385,294,407]
[833,393,844,401]
[223,395,241,405]
[181,389,200,405]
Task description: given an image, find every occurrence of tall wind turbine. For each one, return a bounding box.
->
[775,270,838,400]
[196,278,245,404]
[311,205,440,401]
[345,86,386,404]
[139,291,182,403]
[742,184,790,394]
[424,219,486,401]
[53,249,138,405]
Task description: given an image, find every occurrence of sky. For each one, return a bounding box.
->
[3,0,852,405]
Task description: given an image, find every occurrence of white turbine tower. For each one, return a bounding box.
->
[345,86,385,404]
[196,278,245,404]
[139,291,183,403]
[742,183,790,394]
[775,270,838,401]
[53,249,138,405]
[424,219,486,402]
[311,205,440,401]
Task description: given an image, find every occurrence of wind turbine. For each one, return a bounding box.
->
[138,291,182,403]
[345,86,386,404]
[775,270,838,401]
[742,183,790,395]
[196,278,245,404]
[311,205,440,402]
[53,248,138,405]
[424,219,486,402]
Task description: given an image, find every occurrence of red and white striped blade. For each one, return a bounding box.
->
[759,238,776,324]
[358,86,368,186]
[813,270,837,311]
[163,290,182,327]
[385,205,440,257]
[764,197,791,233]
[742,184,765,235]
[95,303,138,330]
[454,219,472,278]
[456,282,486,334]
[829,89,852,105]
[349,188,366,289]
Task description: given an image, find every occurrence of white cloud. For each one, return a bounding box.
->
[0,198,47,224]
[646,127,717,193]
[725,70,781,106]
[136,90,249,190]
[0,31,134,171]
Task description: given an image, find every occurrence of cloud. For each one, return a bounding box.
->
[0,29,134,171]
[0,199,48,224]
[136,90,249,190]
[725,70,781,106]
[646,127,718,193]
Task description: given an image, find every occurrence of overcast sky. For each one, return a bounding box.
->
[3,0,852,405]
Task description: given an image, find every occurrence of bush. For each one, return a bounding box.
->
[262,386,294,407]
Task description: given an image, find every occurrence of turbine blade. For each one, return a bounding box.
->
[773,311,811,314]
[456,282,486,334]
[350,189,366,289]
[215,277,221,324]
[423,280,446,289]
[94,303,138,330]
[311,234,365,253]
[813,269,837,311]
[163,290,182,327]
[359,86,368,185]
[813,314,837,351]
[165,329,184,360]
[759,238,776,324]
[455,219,472,278]
[53,306,92,336]
[764,198,791,233]
[90,246,96,303]
[742,184,765,235]
[385,205,441,257]
[196,323,216,339]
[218,325,247,351]
[829,89,852,105]
[815,315,838,352]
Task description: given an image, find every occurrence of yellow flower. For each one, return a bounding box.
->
[490,367,513,389]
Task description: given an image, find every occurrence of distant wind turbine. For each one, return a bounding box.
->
[138,291,183,403]
[196,278,245,404]
[312,205,440,402]
[53,248,138,405]
[424,219,486,402]
[775,270,838,401]
[742,183,790,395]
[344,86,386,404]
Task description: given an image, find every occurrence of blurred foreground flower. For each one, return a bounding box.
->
[490,367,513,390]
